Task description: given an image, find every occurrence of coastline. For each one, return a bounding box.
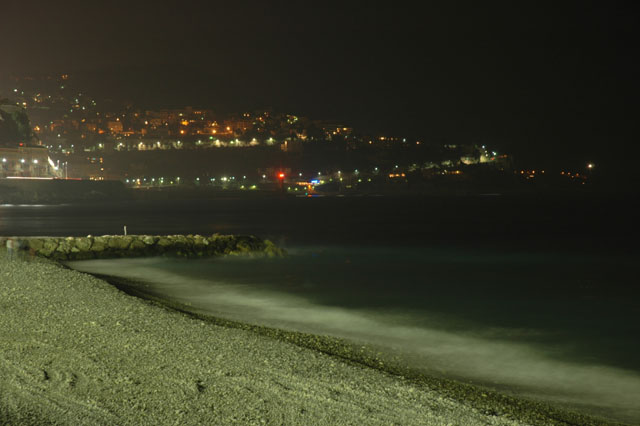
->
[0,250,624,425]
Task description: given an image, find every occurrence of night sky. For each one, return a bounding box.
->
[1,1,638,165]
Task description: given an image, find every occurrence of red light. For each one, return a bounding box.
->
[278,173,285,179]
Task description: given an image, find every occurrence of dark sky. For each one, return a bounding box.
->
[1,1,638,162]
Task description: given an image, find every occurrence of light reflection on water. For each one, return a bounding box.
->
[68,245,640,423]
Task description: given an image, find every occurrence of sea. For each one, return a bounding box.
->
[2,193,639,423]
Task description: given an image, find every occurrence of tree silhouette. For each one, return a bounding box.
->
[0,104,35,145]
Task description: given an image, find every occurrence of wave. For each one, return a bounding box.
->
[67,255,640,423]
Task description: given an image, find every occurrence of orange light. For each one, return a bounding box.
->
[278,173,285,179]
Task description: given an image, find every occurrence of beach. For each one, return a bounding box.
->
[0,251,620,425]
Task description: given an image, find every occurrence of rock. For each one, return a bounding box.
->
[72,250,95,260]
[129,238,146,251]
[172,234,189,247]
[51,250,68,261]
[24,234,286,260]
[108,236,133,250]
[91,237,108,252]
[192,236,209,256]
[142,235,157,245]
[27,238,45,252]
[156,237,172,247]
[264,240,285,257]
[235,240,252,253]
[75,237,93,251]
[107,237,118,249]
[209,234,229,252]
[56,239,72,254]
[39,239,59,256]
[96,250,113,259]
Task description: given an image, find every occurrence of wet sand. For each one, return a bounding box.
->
[0,251,620,425]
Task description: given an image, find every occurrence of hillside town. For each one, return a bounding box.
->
[1,73,591,194]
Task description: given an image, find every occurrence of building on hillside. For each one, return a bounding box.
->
[0,103,59,178]
[0,145,58,178]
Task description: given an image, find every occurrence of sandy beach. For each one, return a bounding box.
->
[0,251,620,425]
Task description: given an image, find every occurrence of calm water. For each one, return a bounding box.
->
[0,193,638,250]
[3,194,640,422]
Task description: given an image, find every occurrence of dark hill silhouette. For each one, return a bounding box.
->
[0,99,38,146]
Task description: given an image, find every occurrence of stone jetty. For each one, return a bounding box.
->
[1,234,285,261]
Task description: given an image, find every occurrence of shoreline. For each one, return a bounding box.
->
[0,251,626,425]
[93,272,626,426]
[0,180,633,206]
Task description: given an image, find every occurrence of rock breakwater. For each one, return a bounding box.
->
[1,234,285,261]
